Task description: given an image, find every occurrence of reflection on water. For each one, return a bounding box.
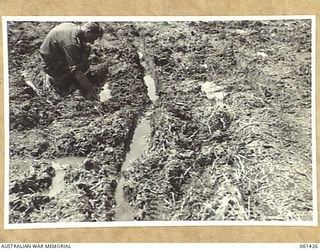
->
[113,49,157,220]
[99,82,111,102]
[114,117,151,221]
[144,74,158,102]
[47,157,84,197]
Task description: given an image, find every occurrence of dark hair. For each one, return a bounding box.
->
[83,22,103,38]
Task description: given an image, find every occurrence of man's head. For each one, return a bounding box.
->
[81,22,104,44]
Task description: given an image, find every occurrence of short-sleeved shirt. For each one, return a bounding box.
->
[40,23,87,77]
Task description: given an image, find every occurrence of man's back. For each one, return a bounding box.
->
[40,23,80,57]
[39,22,102,100]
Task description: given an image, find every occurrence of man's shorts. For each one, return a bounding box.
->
[40,53,90,97]
[44,72,78,97]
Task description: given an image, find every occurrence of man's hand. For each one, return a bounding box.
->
[74,70,99,101]
[82,85,99,101]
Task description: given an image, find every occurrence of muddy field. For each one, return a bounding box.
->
[6,19,313,224]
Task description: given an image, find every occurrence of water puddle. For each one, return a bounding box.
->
[138,52,144,61]
[99,82,111,102]
[138,49,158,103]
[113,48,157,220]
[201,81,226,105]
[144,75,158,102]
[45,157,84,197]
[114,117,151,221]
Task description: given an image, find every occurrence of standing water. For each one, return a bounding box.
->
[46,157,84,197]
[139,49,158,103]
[114,117,151,220]
[99,82,111,102]
[113,48,158,220]
[144,75,158,102]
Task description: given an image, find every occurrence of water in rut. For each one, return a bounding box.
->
[46,157,84,197]
[113,47,158,220]
[99,82,111,102]
[114,116,151,220]
[114,46,158,221]
[144,74,157,102]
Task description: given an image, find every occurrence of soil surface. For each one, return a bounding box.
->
[7,20,313,223]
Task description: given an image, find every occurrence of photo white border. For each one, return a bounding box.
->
[2,15,317,229]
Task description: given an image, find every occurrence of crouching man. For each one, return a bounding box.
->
[40,22,103,100]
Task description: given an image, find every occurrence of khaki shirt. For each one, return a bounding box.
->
[40,23,88,77]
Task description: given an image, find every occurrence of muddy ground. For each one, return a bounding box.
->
[7,19,313,223]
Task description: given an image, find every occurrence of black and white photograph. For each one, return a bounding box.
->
[3,16,316,228]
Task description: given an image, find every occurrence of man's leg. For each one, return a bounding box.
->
[40,53,77,97]
[46,72,78,97]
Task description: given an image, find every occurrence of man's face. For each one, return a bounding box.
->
[84,31,100,44]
